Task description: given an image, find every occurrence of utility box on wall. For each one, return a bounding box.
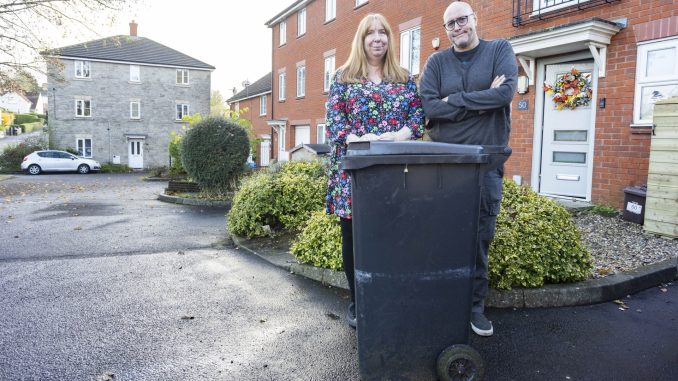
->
[644,97,678,238]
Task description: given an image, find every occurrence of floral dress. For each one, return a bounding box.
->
[325,71,425,219]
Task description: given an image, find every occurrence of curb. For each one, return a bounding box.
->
[230,234,677,308]
[157,193,231,208]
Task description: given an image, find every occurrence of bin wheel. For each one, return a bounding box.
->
[436,344,485,381]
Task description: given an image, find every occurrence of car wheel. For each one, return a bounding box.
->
[28,164,41,175]
[77,164,90,174]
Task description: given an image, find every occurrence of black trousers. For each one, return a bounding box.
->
[340,217,355,303]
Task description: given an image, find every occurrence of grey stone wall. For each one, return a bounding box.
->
[47,59,211,168]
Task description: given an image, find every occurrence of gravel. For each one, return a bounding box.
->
[572,212,678,278]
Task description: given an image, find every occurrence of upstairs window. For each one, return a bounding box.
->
[130,101,141,119]
[260,95,267,116]
[75,99,91,117]
[75,61,91,79]
[325,0,336,22]
[400,27,421,75]
[280,20,287,46]
[298,8,306,37]
[297,66,306,98]
[176,103,189,120]
[176,69,189,85]
[324,55,335,92]
[533,0,591,14]
[129,65,140,82]
[279,72,286,101]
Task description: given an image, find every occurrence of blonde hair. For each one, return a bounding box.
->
[338,13,409,84]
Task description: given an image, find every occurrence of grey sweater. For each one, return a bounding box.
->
[419,39,518,146]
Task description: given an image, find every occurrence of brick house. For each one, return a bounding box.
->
[44,21,214,169]
[227,73,273,167]
[264,0,678,207]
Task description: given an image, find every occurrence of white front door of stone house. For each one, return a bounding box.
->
[128,139,144,169]
[539,61,595,198]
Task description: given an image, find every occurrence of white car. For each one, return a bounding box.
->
[21,150,101,175]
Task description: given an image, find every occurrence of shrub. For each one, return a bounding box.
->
[290,210,343,271]
[227,160,327,237]
[14,113,39,125]
[168,131,185,176]
[100,163,131,173]
[181,116,250,193]
[0,135,46,173]
[227,171,280,238]
[590,204,619,217]
[489,179,593,289]
[19,121,42,133]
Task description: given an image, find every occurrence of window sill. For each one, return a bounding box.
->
[296,96,305,99]
[128,81,142,84]
[630,123,653,134]
[279,43,286,48]
[279,99,286,103]
[74,116,92,119]
[354,2,368,10]
[324,18,335,25]
[74,77,92,81]
[130,118,142,121]
[175,83,190,87]
[297,33,305,39]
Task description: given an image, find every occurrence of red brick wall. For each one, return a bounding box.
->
[269,0,678,207]
[230,93,272,166]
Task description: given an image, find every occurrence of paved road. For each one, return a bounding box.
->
[0,173,676,380]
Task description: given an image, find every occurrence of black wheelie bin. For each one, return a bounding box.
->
[341,140,511,381]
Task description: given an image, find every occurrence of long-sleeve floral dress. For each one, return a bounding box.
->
[325,71,425,219]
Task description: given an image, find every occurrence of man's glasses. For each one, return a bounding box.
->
[443,14,474,31]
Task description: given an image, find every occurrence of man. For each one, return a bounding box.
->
[419,1,518,337]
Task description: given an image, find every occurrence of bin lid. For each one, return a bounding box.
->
[624,186,647,197]
[342,141,495,170]
[346,141,483,156]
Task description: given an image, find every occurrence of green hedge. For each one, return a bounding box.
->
[20,122,43,133]
[489,179,592,289]
[290,210,343,271]
[14,113,40,125]
[227,160,327,238]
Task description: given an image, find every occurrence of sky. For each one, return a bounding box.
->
[45,0,286,101]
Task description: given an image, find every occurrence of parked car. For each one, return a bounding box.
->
[21,150,101,175]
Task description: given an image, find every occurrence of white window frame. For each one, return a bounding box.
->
[260,95,267,116]
[356,0,368,6]
[279,72,286,101]
[297,66,306,98]
[75,99,91,117]
[325,0,336,22]
[130,101,141,119]
[323,55,335,92]
[532,0,590,15]
[633,37,678,125]
[317,123,327,144]
[176,103,189,120]
[76,138,92,158]
[400,26,421,75]
[279,126,286,153]
[298,8,306,37]
[176,69,189,85]
[129,65,140,82]
[280,20,287,46]
[74,60,91,79]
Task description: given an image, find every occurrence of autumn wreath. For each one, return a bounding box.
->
[543,67,593,110]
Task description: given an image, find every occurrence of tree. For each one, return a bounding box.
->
[0,0,135,91]
[210,90,227,116]
[13,69,40,93]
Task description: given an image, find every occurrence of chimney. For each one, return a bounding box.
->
[129,20,138,37]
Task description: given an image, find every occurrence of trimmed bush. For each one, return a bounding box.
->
[14,113,40,125]
[227,160,327,238]
[489,179,593,289]
[181,116,250,193]
[227,171,280,237]
[168,131,185,176]
[290,210,343,271]
[19,121,42,133]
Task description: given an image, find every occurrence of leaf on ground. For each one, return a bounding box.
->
[180,316,194,320]
[74,226,82,230]
[660,288,668,293]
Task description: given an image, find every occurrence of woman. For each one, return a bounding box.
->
[325,13,425,328]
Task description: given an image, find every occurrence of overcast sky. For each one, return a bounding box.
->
[50,0,285,100]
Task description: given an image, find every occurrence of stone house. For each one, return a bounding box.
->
[44,21,214,169]
[263,0,678,207]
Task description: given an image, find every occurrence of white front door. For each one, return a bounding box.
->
[260,139,271,167]
[539,62,595,198]
[128,139,144,169]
